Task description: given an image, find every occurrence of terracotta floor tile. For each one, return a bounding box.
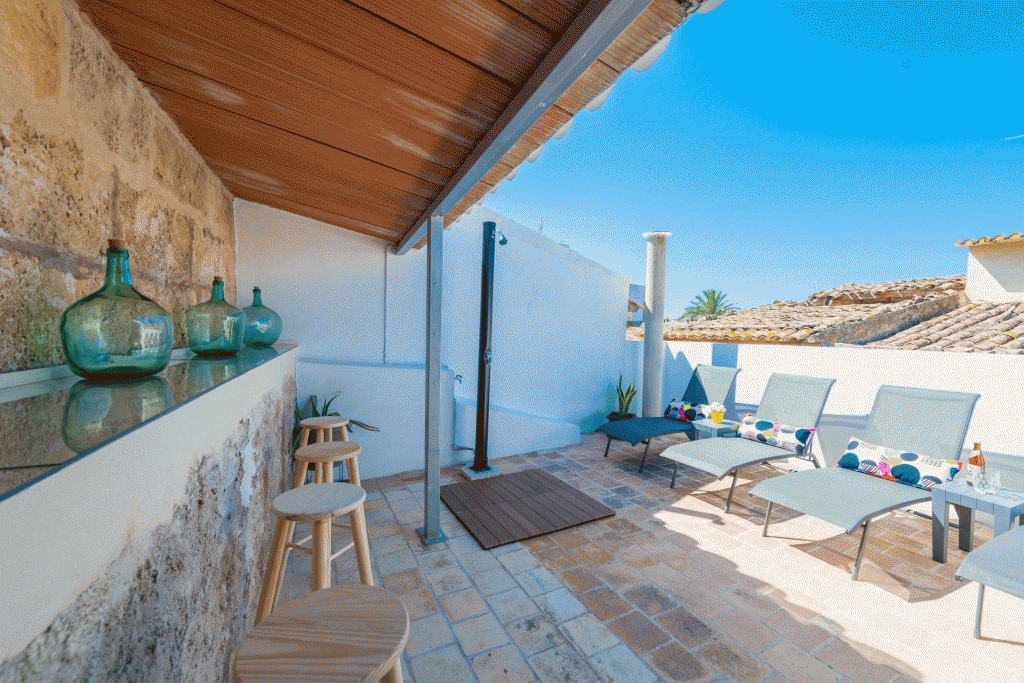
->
[697,638,770,683]
[560,567,603,593]
[528,643,599,683]
[535,546,579,572]
[647,642,712,683]
[470,644,535,683]
[607,611,670,653]
[577,586,632,622]
[714,610,779,653]
[760,640,839,683]
[569,543,614,568]
[551,529,590,550]
[594,561,644,590]
[816,639,900,683]
[401,588,440,620]
[655,607,715,649]
[508,613,565,656]
[762,609,832,652]
[439,588,488,622]
[383,567,426,595]
[623,583,677,616]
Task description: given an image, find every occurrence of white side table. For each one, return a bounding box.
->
[691,417,739,439]
[931,478,1024,563]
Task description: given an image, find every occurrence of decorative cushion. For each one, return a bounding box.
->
[736,414,814,455]
[836,438,962,491]
[663,399,692,422]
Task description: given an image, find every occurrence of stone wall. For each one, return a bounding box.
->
[0,0,235,373]
[0,361,294,682]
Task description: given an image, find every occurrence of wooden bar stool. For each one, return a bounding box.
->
[298,415,350,483]
[256,483,374,625]
[235,585,408,683]
[294,441,362,487]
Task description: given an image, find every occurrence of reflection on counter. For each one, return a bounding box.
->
[62,378,173,453]
[0,343,296,502]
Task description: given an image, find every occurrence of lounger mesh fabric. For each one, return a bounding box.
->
[956,525,1024,600]
[659,373,836,475]
[595,364,739,445]
[751,386,981,529]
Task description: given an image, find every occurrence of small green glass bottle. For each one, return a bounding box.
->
[59,239,174,379]
[242,286,283,347]
[186,276,244,356]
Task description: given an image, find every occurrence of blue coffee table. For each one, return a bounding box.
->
[931,478,1024,563]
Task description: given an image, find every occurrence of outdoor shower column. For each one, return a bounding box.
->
[642,231,671,417]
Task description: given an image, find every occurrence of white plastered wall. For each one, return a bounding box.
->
[965,243,1024,302]
[234,201,630,477]
[624,340,1023,465]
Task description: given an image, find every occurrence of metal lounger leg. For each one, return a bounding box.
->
[974,584,985,638]
[670,462,679,489]
[724,470,739,514]
[852,519,872,581]
[762,501,773,537]
[638,440,651,473]
[604,436,612,458]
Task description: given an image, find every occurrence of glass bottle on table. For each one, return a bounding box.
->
[968,442,985,487]
[186,276,244,356]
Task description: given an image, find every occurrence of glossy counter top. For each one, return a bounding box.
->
[0,343,296,502]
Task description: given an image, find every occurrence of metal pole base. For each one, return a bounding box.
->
[416,526,449,545]
[974,584,985,639]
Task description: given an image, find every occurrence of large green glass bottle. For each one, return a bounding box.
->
[186,276,244,356]
[59,239,174,379]
[242,286,283,347]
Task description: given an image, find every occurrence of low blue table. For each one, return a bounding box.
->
[931,478,1024,563]
[691,417,739,439]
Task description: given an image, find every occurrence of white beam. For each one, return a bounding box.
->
[419,214,445,544]
[394,0,651,255]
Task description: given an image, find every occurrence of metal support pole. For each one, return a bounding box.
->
[974,585,985,638]
[851,519,872,580]
[725,471,739,514]
[641,232,671,417]
[472,222,497,472]
[418,215,446,545]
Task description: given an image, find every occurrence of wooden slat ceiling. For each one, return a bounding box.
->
[80,0,698,246]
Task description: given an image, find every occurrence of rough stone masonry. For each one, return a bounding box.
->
[0,0,237,373]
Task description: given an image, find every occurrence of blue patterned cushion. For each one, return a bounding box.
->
[663,399,695,422]
[836,438,962,491]
[736,413,814,455]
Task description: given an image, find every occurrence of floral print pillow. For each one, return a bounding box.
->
[736,414,815,455]
[836,438,962,491]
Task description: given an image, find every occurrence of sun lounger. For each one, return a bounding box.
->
[956,524,1024,638]
[658,373,836,513]
[752,385,980,580]
[594,364,740,473]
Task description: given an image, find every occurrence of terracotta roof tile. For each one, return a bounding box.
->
[805,274,964,306]
[866,302,1024,354]
[955,233,1024,247]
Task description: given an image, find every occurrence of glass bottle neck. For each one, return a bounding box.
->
[104,249,133,287]
[252,289,263,306]
[211,280,225,301]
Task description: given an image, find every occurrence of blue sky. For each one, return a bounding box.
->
[482,0,1024,314]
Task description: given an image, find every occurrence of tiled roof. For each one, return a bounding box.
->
[660,295,950,344]
[866,302,1024,354]
[805,274,965,306]
[954,233,1024,248]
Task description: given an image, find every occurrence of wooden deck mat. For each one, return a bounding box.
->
[440,468,615,550]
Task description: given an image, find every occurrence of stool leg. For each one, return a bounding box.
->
[326,426,333,442]
[350,505,374,586]
[347,455,361,487]
[257,518,292,624]
[316,462,328,484]
[292,460,307,489]
[341,424,349,442]
[299,427,311,448]
[311,518,332,591]
[382,661,403,683]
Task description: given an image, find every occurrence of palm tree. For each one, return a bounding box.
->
[681,289,737,320]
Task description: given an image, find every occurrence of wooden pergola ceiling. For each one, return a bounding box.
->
[79,0,698,247]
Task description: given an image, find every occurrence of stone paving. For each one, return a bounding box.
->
[279,432,1024,683]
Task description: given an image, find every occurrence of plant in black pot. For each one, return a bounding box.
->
[607,375,637,421]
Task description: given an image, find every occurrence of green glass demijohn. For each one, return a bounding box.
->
[186,276,244,356]
[242,286,283,347]
[59,239,174,380]
[61,377,173,453]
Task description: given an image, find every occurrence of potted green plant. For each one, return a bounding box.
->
[607,375,637,421]
[293,394,379,451]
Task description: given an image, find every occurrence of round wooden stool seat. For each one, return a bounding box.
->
[272,483,365,521]
[296,441,362,464]
[235,585,409,683]
[300,415,350,430]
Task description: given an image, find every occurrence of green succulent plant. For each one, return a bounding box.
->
[293,393,379,451]
[616,375,637,416]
